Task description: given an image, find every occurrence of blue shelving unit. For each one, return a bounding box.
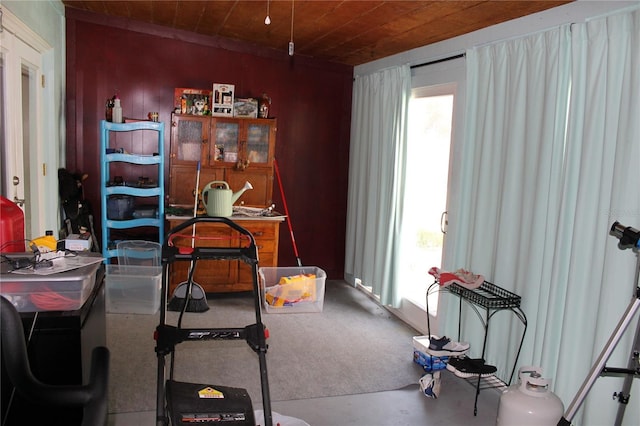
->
[100,120,165,262]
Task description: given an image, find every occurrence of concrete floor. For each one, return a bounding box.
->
[108,371,503,425]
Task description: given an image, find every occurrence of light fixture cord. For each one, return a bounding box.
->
[290,0,295,42]
[288,0,295,56]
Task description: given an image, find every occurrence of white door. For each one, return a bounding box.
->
[1,11,45,240]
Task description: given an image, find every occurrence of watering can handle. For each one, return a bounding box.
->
[202,181,229,191]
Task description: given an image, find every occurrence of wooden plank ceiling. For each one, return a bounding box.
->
[62,0,572,66]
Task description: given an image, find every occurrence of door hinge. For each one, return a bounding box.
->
[42,163,46,176]
[41,75,45,88]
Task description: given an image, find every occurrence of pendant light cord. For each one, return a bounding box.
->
[288,0,295,55]
[290,0,295,42]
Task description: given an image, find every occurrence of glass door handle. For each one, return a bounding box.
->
[441,211,448,234]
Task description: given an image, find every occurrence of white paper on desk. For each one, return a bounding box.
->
[232,206,285,218]
[11,254,104,275]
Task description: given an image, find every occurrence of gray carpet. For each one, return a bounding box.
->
[106,280,425,414]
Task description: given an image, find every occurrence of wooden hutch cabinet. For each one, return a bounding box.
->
[168,114,276,207]
[167,113,282,293]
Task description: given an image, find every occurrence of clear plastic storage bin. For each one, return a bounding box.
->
[0,263,100,312]
[105,265,161,314]
[258,266,326,313]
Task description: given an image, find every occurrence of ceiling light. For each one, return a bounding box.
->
[264,0,271,25]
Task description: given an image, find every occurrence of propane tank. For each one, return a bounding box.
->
[496,366,564,426]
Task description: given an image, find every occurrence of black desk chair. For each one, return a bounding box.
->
[0,296,109,426]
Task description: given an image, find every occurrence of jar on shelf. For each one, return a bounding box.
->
[259,93,271,118]
[105,97,114,122]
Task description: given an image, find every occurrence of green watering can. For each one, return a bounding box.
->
[202,180,253,217]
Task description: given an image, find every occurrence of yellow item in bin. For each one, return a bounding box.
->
[265,274,316,307]
[265,292,286,307]
[278,274,312,285]
[30,232,58,252]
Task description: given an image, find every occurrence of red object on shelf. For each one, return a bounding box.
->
[0,196,26,252]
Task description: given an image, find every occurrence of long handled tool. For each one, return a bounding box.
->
[274,159,302,267]
[558,222,640,426]
[168,161,209,312]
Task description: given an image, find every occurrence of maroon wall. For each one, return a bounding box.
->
[65,8,352,279]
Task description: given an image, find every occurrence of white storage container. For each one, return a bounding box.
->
[105,265,161,314]
[258,266,326,313]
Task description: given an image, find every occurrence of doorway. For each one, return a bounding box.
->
[398,85,454,311]
[0,8,46,240]
[385,53,466,335]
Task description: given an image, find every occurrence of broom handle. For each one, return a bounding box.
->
[191,161,201,248]
[274,159,302,267]
[185,162,201,281]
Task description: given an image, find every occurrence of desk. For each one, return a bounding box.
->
[0,262,106,425]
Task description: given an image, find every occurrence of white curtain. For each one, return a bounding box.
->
[552,9,640,424]
[448,8,639,425]
[446,22,571,386]
[345,65,411,306]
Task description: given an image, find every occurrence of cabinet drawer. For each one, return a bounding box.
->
[243,222,276,242]
[253,239,276,254]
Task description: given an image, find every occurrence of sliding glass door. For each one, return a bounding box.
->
[398,87,454,311]
[390,57,465,334]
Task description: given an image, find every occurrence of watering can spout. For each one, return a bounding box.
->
[231,181,253,204]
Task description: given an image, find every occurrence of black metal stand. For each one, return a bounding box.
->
[426,280,527,416]
[559,223,640,426]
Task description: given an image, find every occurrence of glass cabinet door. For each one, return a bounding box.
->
[212,120,240,163]
[172,116,208,163]
[245,123,271,164]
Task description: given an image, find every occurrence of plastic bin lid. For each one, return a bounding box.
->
[117,240,161,266]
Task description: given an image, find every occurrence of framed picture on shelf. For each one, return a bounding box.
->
[174,88,212,115]
[212,83,234,117]
[233,98,259,118]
